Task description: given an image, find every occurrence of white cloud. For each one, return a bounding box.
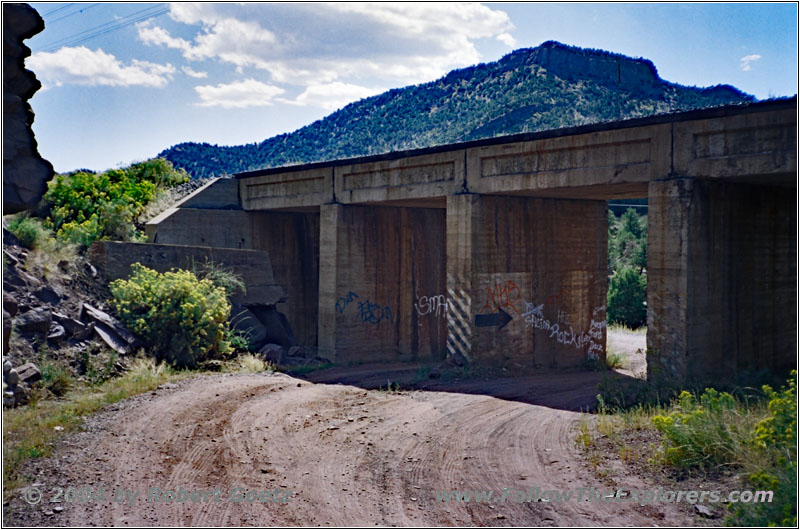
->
[137,23,191,52]
[27,46,175,88]
[497,32,517,47]
[137,2,515,90]
[194,78,285,108]
[740,54,762,71]
[291,82,383,110]
[182,66,208,78]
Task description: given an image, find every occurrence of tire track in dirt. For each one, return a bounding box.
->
[8,370,695,526]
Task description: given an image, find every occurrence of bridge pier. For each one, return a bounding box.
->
[445,194,608,370]
[647,178,796,383]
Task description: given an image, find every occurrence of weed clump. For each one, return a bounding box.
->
[5,215,50,249]
[651,372,797,526]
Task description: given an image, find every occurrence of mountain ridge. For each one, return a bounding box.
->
[159,41,755,178]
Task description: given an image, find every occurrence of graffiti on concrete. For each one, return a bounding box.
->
[480,280,522,318]
[335,291,359,314]
[557,308,571,326]
[336,290,393,325]
[415,294,449,318]
[522,302,606,360]
[357,299,393,325]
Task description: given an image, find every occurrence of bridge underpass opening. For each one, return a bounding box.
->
[318,204,447,363]
[606,198,649,376]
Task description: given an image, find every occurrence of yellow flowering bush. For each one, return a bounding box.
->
[110,264,232,367]
[652,388,742,469]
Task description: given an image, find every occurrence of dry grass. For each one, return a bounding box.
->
[3,357,185,491]
[223,354,274,374]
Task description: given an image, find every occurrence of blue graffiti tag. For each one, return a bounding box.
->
[357,300,393,325]
[335,291,359,314]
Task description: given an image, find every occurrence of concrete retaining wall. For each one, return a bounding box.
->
[88,241,285,308]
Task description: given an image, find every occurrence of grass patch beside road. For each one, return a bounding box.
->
[577,371,797,526]
[3,358,183,492]
[3,354,282,494]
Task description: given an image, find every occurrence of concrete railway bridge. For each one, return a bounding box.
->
[94,98,796,383]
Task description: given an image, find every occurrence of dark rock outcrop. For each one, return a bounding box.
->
[3,3,54,213]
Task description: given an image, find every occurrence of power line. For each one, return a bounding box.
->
[41,3,76,17]
[37,4,168,53]
[47,3,102,25]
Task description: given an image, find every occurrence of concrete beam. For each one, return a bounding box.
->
[466,124,671,196]
[240,167,332,210]
[672,107,796,182]
[335,150,465,204]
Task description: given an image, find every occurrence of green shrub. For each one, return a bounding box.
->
[605,352,626,370]
[227,329,252,351]
[727,371,797,527]
[607,267,646,328]
[39,362,73,397]
[43,158,189,246]
[109,263,232,368]
[652,388,751,469]
[755,371,797,451]
[651,372,798,527]
[5,215,51,249]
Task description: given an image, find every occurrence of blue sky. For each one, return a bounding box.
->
[25,2,798,173]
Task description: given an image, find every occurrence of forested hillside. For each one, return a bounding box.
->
[160,41,754,178]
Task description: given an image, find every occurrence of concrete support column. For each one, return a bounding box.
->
[445,194,479,364]
[647,178,693,380]
[317,203,341,361]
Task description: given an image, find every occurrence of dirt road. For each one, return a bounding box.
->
[7,365,696,526]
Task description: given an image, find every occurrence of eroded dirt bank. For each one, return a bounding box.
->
[6,367,697,526]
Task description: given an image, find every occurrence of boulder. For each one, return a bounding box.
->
[16,362,40,385]
[15,307,51,334]
[5,367,19,386]
[3,227,20,247]
[3,266,40,291]
[259,343,285,366]
[198,359,224,372]
[229,307,268,348]
[287,345,308,359]
[52,311,87,336]
[93,324,132,355]
[47,322,66,340]
[247,305,296,348]
[13,382,29,406]
[34,285,61,305]
[80,303,140,354]
[3,309,11,355]
[3,291,19,316]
